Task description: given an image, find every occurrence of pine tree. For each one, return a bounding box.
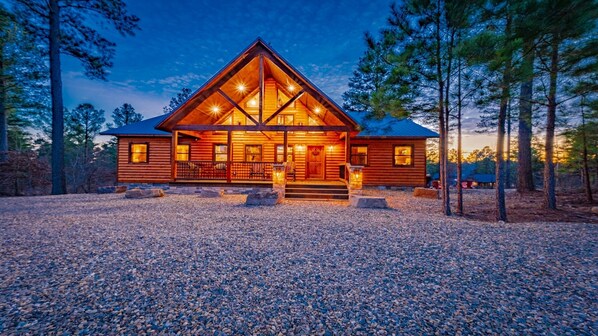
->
[345,1,475,216]
[64,103,105,192]
[163,88,192,114]
[112,103,143,128]
[0,4,48,162]
[11,0,139,194]
[535,0,597,209]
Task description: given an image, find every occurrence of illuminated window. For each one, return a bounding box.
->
[214,144,228,162]
[308,116,324,134]
[129,143,148,163]
[245,145,262,162]
[246,114,259,125]
[394,145,413,166]
[176,144,190,161]
[275,145,294,163]
[277,114,294,126]
[350,145,367,165]
[277,89,295,108]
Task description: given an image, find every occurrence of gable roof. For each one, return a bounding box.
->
[100,114,170,137]
[156,38,359,131]
[349,112,439,138]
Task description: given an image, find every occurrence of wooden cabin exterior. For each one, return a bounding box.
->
[103,39,438,187]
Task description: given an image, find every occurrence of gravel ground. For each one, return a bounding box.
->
[0,192,596,335]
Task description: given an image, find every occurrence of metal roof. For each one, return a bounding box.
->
[349,112,439,138]
[100,114,171,136]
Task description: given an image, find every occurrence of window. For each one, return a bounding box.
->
[129,143,148,163]
[350,145,368,165]
[214,144,228,162]
[277,114,294,126]
[394,145,413,166]
[308,116,324,134]
[246,113,259,133]
[245,145,262,162]
[275,145,294,163]
[277,89,295,108]
[176,144,190,161]
[246,114,259,125]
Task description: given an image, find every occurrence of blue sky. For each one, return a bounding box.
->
[62,0,389,117]
[61,0,494,150]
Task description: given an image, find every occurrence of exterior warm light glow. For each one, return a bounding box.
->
[236,83,247,93]
[349,165,363,192]
[295,144,305,151]
[248,98,257,107]
[210,105,221,114]
[328,145,334,152]
[288,84,295,92]
[314,107,321,114]
[272,164,286,198]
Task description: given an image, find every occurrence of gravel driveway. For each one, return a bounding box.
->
[1,193,596,334]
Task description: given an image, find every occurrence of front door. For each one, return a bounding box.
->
[306,146,324,179]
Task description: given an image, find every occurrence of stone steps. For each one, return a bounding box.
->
[285,183,349,200]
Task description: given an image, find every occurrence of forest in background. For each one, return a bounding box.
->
[0,0,596,222]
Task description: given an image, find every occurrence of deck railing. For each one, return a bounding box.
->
[176,161,275,181]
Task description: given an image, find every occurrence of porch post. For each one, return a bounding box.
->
[171,130,178,180]
[283,131,288,161]
[345,131,350,163]
[226,130,232,183]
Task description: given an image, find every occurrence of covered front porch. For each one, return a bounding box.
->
[171,129,352,183]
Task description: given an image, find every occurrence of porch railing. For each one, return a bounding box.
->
[176,161,275,181]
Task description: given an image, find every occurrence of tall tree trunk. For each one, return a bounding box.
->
[495,12,512,222]
[50,0,66,194]
[517,39,535,193]
[0,55,7,163]
[456,56,463,215]
[580,99,593,203]
[436,1,450,216]
[543,37,558,209]
[506,100,511,188]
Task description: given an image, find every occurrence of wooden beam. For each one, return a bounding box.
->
[263,90,305,125]
[283,131,288,162]
[259,54,264,124]
[217,89,258,125]
[171,131,178,180]
[263,53,358,129]
[345,132,350,163]
[174,125,351,132]
[227,131,232,183]
[159,48,261,130]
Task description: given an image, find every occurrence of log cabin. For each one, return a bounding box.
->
[101,38,438,194]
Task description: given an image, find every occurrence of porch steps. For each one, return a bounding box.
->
[285,182,349,201]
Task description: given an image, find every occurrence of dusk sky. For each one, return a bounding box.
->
[61,0,494,151]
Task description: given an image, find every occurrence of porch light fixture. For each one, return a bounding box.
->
[314,107,321,114]
[349,165,363,192]
[236,83,247,93]
[210,105,221,114]
[247,98,258,107]
[288,84,296,92]
[327,145,334,152]
[272,164,286,198]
